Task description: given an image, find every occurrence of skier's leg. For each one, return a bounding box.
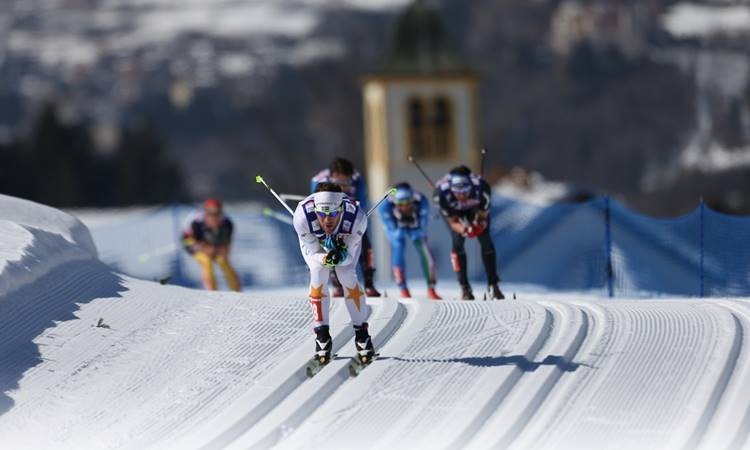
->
[412,236,436,288]
[412,235,440,299]
[216,255,241,292]
[338,263,375,360]
[451,232,469,285]
[193,251,217,290]
[308,264,332,328]
[360,233,380,297]
[477,230,500,285]
[391,234,408,294]
[334,264,368,327]
[301,258,334,360]
[477,229,504,299]
[451,232,473,299]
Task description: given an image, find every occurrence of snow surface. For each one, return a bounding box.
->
[2,196,750,449]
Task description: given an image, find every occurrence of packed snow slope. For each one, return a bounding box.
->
[2,194,750,450]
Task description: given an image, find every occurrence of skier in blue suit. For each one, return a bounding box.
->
[379,182,441,300]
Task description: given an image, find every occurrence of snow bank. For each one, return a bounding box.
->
[0,194,98,298]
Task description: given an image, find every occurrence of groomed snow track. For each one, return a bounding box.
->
[3,263,750,450]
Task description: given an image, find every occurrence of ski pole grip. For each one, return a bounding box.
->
[255,174,295,216]
[366,188,397,217]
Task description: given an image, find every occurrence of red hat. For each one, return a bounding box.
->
[203,198,223,213]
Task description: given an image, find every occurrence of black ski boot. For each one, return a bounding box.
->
[461,284,475,301]
[314,325,333,364]
[306,325,333,378]
[488,283,505,300]
[353,322,376,364]
[305,325,333,378]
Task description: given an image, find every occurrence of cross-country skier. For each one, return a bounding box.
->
[379,182,441,300]
[293,182,376,366]
[181,198,241,292]
[311,157,381,297]
[434,166,504,300]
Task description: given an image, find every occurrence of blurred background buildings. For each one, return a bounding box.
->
[1,0,750,216]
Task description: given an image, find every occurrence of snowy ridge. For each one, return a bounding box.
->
[0,194,97,298]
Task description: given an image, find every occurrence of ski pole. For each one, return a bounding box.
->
[366,188,397,217]
[408,156,463,232]
[256,175,295,217]
[407,155,436,189]
[479,148,487,179]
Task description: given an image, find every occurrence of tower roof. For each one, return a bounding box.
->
[370,0,475,77]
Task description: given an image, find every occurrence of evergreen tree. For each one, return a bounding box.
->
[112,119,188,205]
[1,102,187,207]
[25,102,97,207]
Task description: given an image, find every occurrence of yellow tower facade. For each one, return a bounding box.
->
[362,0,481,281]
[362,76,480,198]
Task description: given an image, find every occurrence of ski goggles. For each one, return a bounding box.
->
[450,182,472,194]
[330,177,353,187]
[314,206,344,218]
[394,198,412,206]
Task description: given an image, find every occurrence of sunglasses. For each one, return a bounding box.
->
[315,206,343,218]
[451,183,472,194]
[331,177,353,186]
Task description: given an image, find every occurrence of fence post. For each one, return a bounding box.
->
[171,203,184,285]
[604,196,614,298]
[699,197,705,298]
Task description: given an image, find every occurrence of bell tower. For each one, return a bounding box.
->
[362,0,481,281]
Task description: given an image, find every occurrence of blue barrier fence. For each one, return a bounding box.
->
[81,196,750,297]
[490,196,750,297]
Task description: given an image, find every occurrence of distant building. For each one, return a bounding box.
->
[361,0,481,199]
[360,0,481,279]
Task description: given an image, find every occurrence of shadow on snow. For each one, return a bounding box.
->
[380,355,581,372]
[0,241,127,417]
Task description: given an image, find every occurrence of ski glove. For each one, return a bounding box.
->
[334,239,348,263]
[324,249,343,268]
[465,224,485,239]
[474,222,487,235]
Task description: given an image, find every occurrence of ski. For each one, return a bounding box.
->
[305,353,337,378]
[348,353,380,377]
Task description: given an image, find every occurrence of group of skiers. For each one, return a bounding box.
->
[181,156,504,367]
